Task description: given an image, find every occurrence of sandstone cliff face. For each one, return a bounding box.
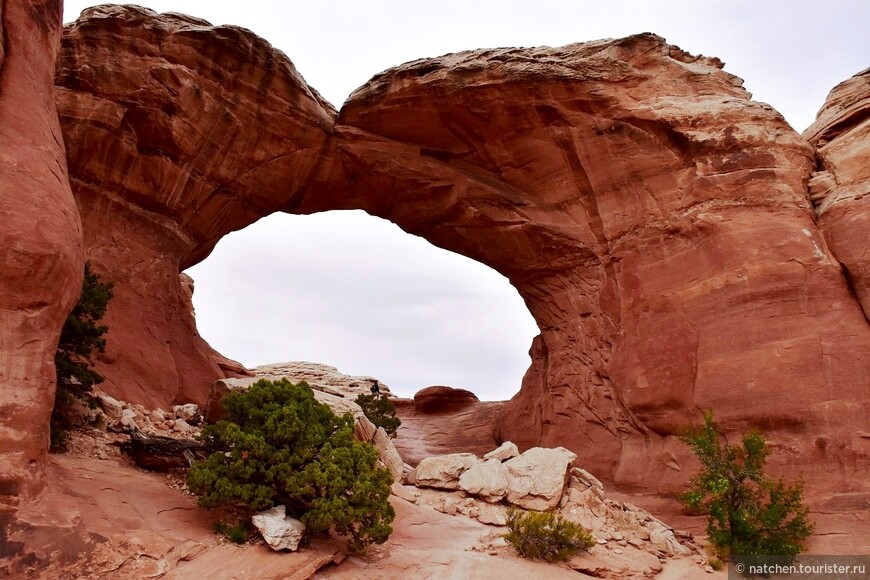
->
[313,37,870,491]
[805,68,870,320]
[0,0,83,518]
[52,7,870,495]
[55,6,336,407]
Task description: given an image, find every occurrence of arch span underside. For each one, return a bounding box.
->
[49,6,870,494]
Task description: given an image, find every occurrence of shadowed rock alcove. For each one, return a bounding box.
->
[49,5,870,497]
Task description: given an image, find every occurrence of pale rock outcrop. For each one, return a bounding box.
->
[251,505,306,552]
[415,453,481,490]
[558,476,692,557]
[571,466,606,493]
[458,458,509,502]
[96,392,124,421]
[205,369,405,483]
[374,427,405,482]
[484,441,519,462]
[254,362,391,398]
[504,447,577,510]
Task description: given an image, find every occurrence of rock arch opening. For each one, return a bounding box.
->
[184,210,539,400]
[49,6,870,495]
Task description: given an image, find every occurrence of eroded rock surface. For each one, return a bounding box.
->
[55,6,336,408]
[318,36,870,496]
[53,6,870,499]
[0,0,83,526]
[804,67,870,319]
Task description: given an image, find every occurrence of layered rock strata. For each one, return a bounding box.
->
[51,6,870,496]
[804,68,870,319]
[0,0,83,525]
[55,6,335,408]
[317,37,870,493]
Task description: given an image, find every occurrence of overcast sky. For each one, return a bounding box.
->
[63,1,869,400]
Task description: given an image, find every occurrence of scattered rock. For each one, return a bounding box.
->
[504,447,576,510]
[173,403,200,423]
[120,408,138,430]
[251,505,306,552]
[483,441,519,462]
[98,393,124,421]
[458,458,508,502]
[415,453,480,490]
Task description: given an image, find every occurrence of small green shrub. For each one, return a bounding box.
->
[680,410,813,559]
[504,508,596,562]
[188,379,395,552]
[354,393,401,437]
[51,262,114,450]
[214,520,249,544]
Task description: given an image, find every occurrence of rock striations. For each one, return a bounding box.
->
[0,0,83,521]
[804,67,870,320]
[55,5,336,408]
[1,5,869,553]
[49,6,870,496]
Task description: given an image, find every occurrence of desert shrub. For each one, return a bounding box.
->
[354,393,401,437]
[680,411,813,559]
[51,262,114,450]
[214,520,250,544]
[188,378,395,552]
[504,508,595,562]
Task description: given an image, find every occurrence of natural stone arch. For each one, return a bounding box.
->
[54,5,870,495]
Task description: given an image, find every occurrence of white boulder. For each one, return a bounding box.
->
[483,441,519,462]
[251,505,306,552]
[459,458,508,502]
[415,453,480,490]
[504,446,576,510]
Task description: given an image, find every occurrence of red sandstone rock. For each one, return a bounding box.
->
[55,6,335,408]
[804,67,870,320]
[53,8,870,500]
[413,385,481,413]
[0,0,83,520]
[393,396,502,465]
[317,36,870,494]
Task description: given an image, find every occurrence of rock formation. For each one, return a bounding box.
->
[55,5,336,408]
[317,36,870,495]
[0,0,83,526]
[804,67,870,319]
[50,6,870,497]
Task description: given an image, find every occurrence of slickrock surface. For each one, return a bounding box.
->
[55,5,335,408]
[3,433,344,579]
[0,0,83,523]
[392,390,503,465]
[804,67,870,319]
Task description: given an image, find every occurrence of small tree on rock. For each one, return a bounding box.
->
[680,411,813,559]
[188,379,395,552]
[52,262,114,450]
[354,393,401,437]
